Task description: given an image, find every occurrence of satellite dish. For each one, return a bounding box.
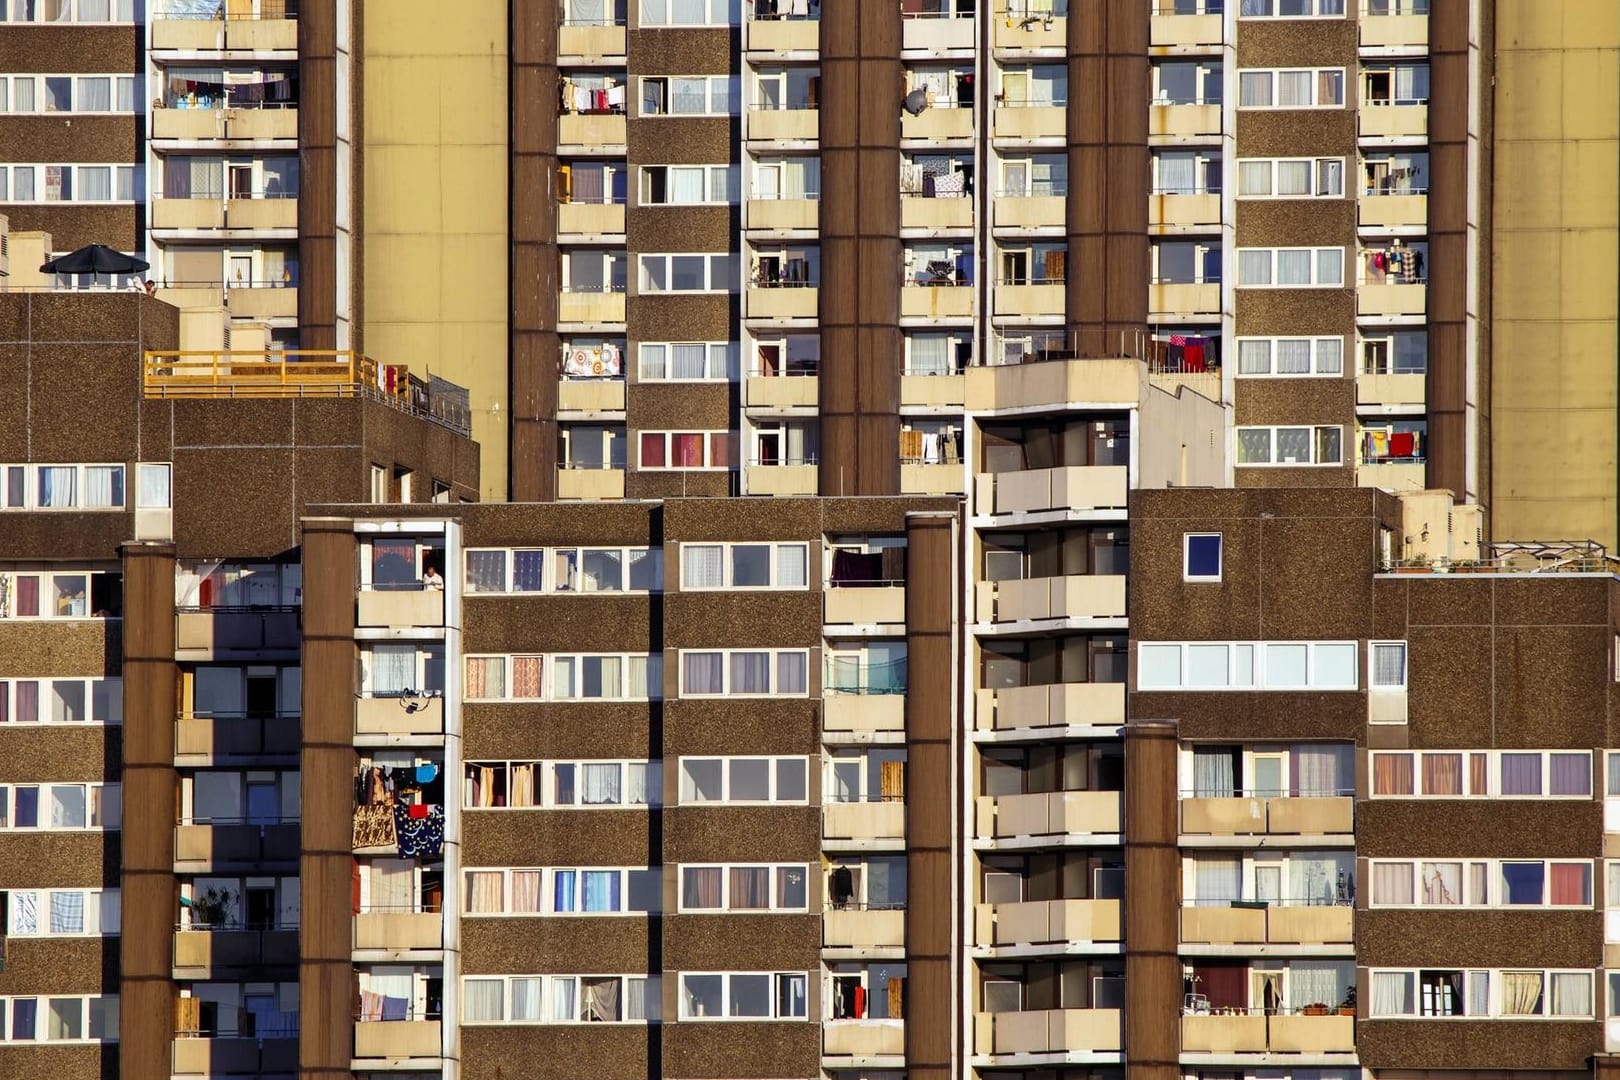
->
[903,88,929,116]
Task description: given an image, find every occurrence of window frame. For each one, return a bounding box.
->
[677,971,810,1021]
[1370,749,1595,800]
[1368,858,1594,909]
[677,755,810,805]
[547,653,662,702]
[462,546,662,595]
[638,0,739,28]
[1234,425,1345,467]
[461,866,661,916]
[638,252,737,294]
[0,676,123,724]
[1237,0,1347,18]
[1237,157,1348,199]
[460,973,660,1024]
[3,887,120,936]
[678,648,812,698]
[0,463,126,509]
[0,0,132,21]
[677,863,812,913]
[1368,967,1594,1019]
[679,541,810,591]
[638,340,736,382]
[1137,640,1360,691]
[1235,336,1346,377]
[1236,67,1348,109]
[639,163,740,206]
[1182,533,1223,583]
[0,782,121,831]
[0,994,120,1044]
[1235,247,1346,288]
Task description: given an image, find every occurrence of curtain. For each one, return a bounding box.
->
[1194,964,1246,1010]
[1372,971,1411,1016]
[1158,152,1197,194]
[1291,853,1346,906]
[581,763,622,805]
[466,871,504,914]
[511,550,544,591]
[1500,754,1542,795]
[49,890,84,933]
[1237,340,1271,374]
[1276,249,1312,285]
[908,334,951,376]
[729,867,770,909]
[671,343,707,378]
[1194,858,1240,906]
[465,550,506,593]
[10,891,37,934]
[551,977,577,1022]
[668,166,705,204]
[1395,63,1428,102]
[683,867,722,908]
[582,870,622,912]
[1420,862,1461,905]
[37,466,75,508]
[683,545,724,587]
[77,166,111,201]
[627,655,654,699]
[773,651,806,694]
[572,164,606,204]
[1372,753,1414,795]
[1294,745,1350,796]
[510,657,542,699]
[776,866,806,909]
[1552,972,1591,1016]
[553,870,577,912]
[77,76,110,111]
[785,158,818,199]
[369,646,415,695]
[15,681,37,723]
[553,657,577,698]
[1551,863,1589,905]
[464,657,502,700]
[1501,971,1544,1015]
[504,870,540,914]
[683,652,723,694]
[731,652,770,694]
[1550,753,1591,796]
[1288,963,1348,1012]
[1237,249,1272,285]
[1275,338,1312,375]
[627,977,653,1021]
[372,860,415,912]
[1193,748,1237,797]
[1422,753,1462,795]
[509,977,541,1021]
[505,763,535,809]
[626,762,655,805]
[584,978,621,1021]
[1373,863,1412,905]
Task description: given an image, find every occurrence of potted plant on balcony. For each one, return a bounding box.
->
[1301,1002,1331,1016]
[189,886,238,930]
[1390,556,1431,575]
[1338,984,1356,1016]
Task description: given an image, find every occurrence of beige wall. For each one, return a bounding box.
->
[1491,0,1620,545]
[1139,378,1229,491]
[362,0,510,501]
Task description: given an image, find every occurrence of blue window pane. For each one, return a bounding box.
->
[1502,862,1544,905]
[14,786,38,828]
[1186,534,1222,579]
[512,550,545,592]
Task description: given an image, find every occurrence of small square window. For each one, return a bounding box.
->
[1184,533,1222,581]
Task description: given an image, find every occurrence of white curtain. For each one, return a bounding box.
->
[776,651,807,694]
[684,652,723,694]
[1288,962,1350,1012]
[626,655,655,699]
[1420,861,1461,905]
[668,166,705,204]
[1158,153,1196,194]
[1193,749,1236,797]
[1277,249,1312,285]
[626,762,655,805]
[1275,339,1312,374]
[38,466,75,508]
[1294,744,1351,796]
[368,645,416,694]
[580,763,622,805]
[550,977,578,1021]
[908,334,951,376]
[1290,853,1347,906]
[1238,340,1271,374]
[672,343,707,378]
[1237,249,1272,285]
[1276,160,1310,195]
[731,652,770,693]
[369,859,414,912]
[1194,858,1241,906]
[1315,338,1343,374]
[463,979,504,1022]
[1552,973,1591,1016]
[77,76,110,111]
[1372,863,1412,905]
[1501,971,1544,1015]
[510,977,542,1021]
[683,545,724,587]
[1395,63,1429,103]
[1372,971,1412,1016]
[786,158,818,199]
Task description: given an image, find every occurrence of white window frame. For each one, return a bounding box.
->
[637,430,732,471]
[1369,641,1408,691]
[1236,67,1347,109]
[1370,749,1595,799]
[1137,641,1360,691]
[679,542,810,590]
[0,463,126,509]
[638,341,736,382]
[1368,858,1594,909]
[640,163,739,206]
[1236,157,1346,198]
[0,994,120,1044]
[638,74,739,115]
[4,888,120,936]
[1237,0,1347,18]
[462,655,544,702]
[358,644,444,698]
[461,973,660,1024]
[1235,425,1345,466]
[462,759,546,809]
[462,867,661,916]
[0,570,121,621]
[1182,533,1223,583]
[0,677,122,724]
[0,0,132,21]
[678,649,812,698]
[678,863,811,913]
[639,253,736,294]
[1368,968,1594,1019]
[0,782,121,830]
[462,547,663,595]
[0,165,136,204]
[548,653,661,702]
[639,0,738,28]
[546,759,662,808]
[0,74,135,114]
[677,756,810,805]
[678,971,809,1020]
[1235,336,1345,377]
[1236,247,1345,288]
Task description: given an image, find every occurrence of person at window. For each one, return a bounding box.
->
[422,566,444,591]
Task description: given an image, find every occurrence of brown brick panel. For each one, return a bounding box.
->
[462,595,653,654]
[661,700,819,756]
[462,808,657,867]
[625,471,735,499]
[0,1045,109,1080]
[1124,722,1180,1080]
[0,621,120,679]
[457,501,656,548]
[660,495,944,541]
[1404,625,1498,747]
[628,204,737,248]
[1233,287,1356,336]
[1493,577,1612,627]
[1402,578,1493,626]
[1232,376,1356,428]
[1357,909,1600,969]
[1234,198,1356,247]
[627,117,736,166]
[461,917,653,975]
[0,510,131,563]
[1233,18,1358,67]
[0,727,118,783]
[464,1026,651,1080]
[626,27,735,73]
[0,832,115,889]
[662,1021,821,1079]
[463,704,653,760]
[663,912,821,971]
[0,116,136,162]
[624,381,735,432]
[1357,800,1602,859]
[1357,1018,1600,1071]
[1235,109,1358,158]
[1491,625,1611,748]
[661,805,820,864]
[0,937,118,997]
[0,27,135,71]
[626,293,735,341]
[1137,690,1365,743]
[662,590,822,649]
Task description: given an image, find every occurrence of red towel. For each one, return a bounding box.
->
[408,803,429,820]
[854,987,866,1019]
[1390,432,1415,457]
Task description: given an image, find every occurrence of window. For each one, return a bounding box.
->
[904,331,972,376]
[680,650,811,697]
[0,464,124,509]
[360,645,444,697]
[463,867,660,916]
[679,972,808,1020]
[1151,149,1220,195]
[1236,247,1344,288]
[0,572,122,620]
[0,0,132,20]
[1363,149,1429,195]
[464,656,543,701]
[1362,61,1430,106]
[1238,68,1346,108]
[0,678,122,723]
[137,463,172,508]
[1236,337,1344,376]
[1238,0,1345,16]
[0,783,121,830]
[753,155,821,201]
[1235,425,1343,466]
[679,864,810,912]
[1152,240,1221,285]
[550,654,660,701]
[753,65,820,110]
[1152,59,1222,105]
[1361,331,1428,375]
[1370,968,1592,1019]
[561,248,626,294]
[464,760,660,809]
[1236,157,1345,198]
[680,543,808,590]
[0,166,135,203]
[1370,641,1407,691]
[4,889,120,936]
[904,242,972,286]
[561,424,627,470]
[639,74,738,115]
[1371,750,1593,799]
[1137,641,1358,691]
[639,341,736,382]
[0,995,119,1044]
[0,74,132,114]
[640,0,738,26]
[639,253,736,293]
[1370,859,1593,908]
[640,164,739,205]
[825,641,907,694]
[998,64,1068,107]
[751,243,819,287]
[463,547,661,594]
[1183,533,1222,582]
[462,974,659,1023]
[638,430,733,470]
[679,757,809,804]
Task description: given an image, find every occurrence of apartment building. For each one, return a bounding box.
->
[0,287,476,1080]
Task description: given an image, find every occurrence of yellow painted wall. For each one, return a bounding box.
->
[1491,0,1620,545]
[362,0,510,501]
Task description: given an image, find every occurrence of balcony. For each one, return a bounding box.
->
[901,463,966,495]
[977,574,1127,623]
[1181,1012,1354,1054]
[354,1018,441,1061]
[355,695,444,738]
[825,907,905,950]
[357,589,444,629]
[977,899,1121,950]
[823,800,906,845]
[175,713,299,763]
[354,911,444,952]
[976,682,1125,735]
[1149,103,1221,139]
[823,694,905,739]
[174,927,299,975]
[176,608,300,655]
[1358,460,1427,492]
[825,586,906,626]
[558,289,626,325]
[902,196,974,230]
[175,821,300,869]
[1359,193,1427,229]
[994,104,1066,140]
[557,379,627,414]
[995,194,1066,229]
[748,15,819,53]
[966,355,1140,412]
[745,462,819,495]
[152,15,298,52]
[1357,282,1426,317]
[901,284,975,319]
[1149,10,1222,48]
[557,113,626,149]
[748,372,820,409]
[993,282,1066,318]
[1149,281,1220,319]
[749,108,819,142]
[750,197,820,230]
[903,13,974,51]
[902,107,974,141]
[977,1008,1123,1057]
[151,197,299,232]
[152,107,298,142]
[900,373,966,408]
[994,10,1066,50]
[977,465,1129,516]
[173,1035,298,1077]
[558,22,627,59]
[749,284,819,319]
[1360,103,1428,139]
[558,201,626,237]
[1150,192,1221,231]
[823,1019,905,1060]
[1360,13,1428,49]
[227,285,298,320]
[977,791,1122,843]
[559,466,626,500]
[1180,903,1354,946]
[1179,796,1354,838]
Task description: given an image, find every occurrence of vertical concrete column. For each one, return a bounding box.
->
[119,542,178,1080]
[904,512,960,1080]
[511,0,562,501]
[299,0,338,351]
[299,520,358,1080]
[1124,720,1180,1080]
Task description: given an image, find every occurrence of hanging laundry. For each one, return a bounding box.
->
[931,171,965,198]
[394,803,445,859]
[415,762,438,784]
[352,804,397,851]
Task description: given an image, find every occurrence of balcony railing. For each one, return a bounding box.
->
[826,660,908,696]
[1179,794,1354,836]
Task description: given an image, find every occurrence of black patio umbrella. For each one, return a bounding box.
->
[40,244,150,275]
